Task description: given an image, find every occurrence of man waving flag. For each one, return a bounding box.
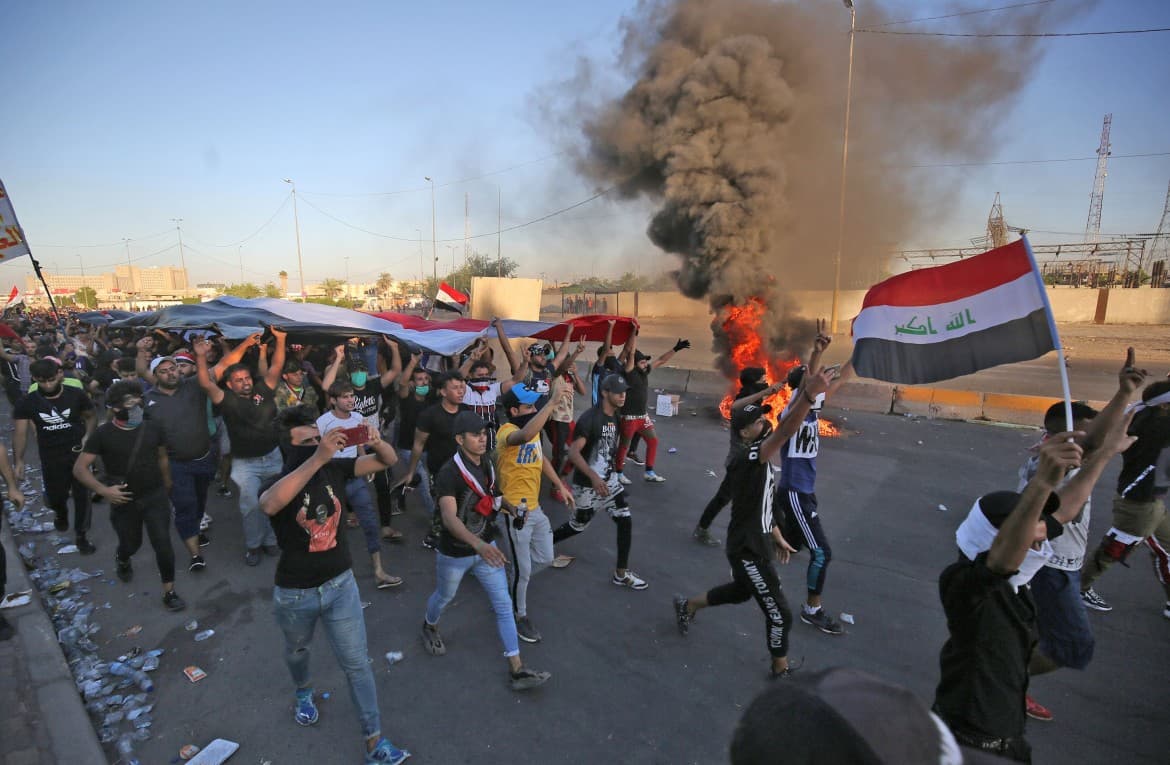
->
[850,237,1058,385]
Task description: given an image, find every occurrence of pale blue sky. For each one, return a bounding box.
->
[2,0,1167,291]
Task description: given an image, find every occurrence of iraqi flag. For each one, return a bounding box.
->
[433,282,469,314]
[850,237,1057,384]
[4,286,23,310]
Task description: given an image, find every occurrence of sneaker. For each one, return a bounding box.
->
[189,555,206,572]
[627,453,645,466]
[643,470,666,483]
[1081,587,1112,612]
[421,622,446,656]
[1164,601,1170,620]
[199,512,213,531]
[515,615,542,644]
[244,549,261,567]
[692,526,721,547]
[801,607,845,635]
[770,666,795,680]
[162,590,187,612]
[215,484,232,498]
[365,737,410,764]
[198,533,211,547]
[421,533,437,551]
[75,535,96,555]
[673,595,692,636]
[617,472,632,486]
[294,688,319,726]
[1025,694,1053,722]
[613,570,648,590]
[509,666,551,691]
[116,557,133,583]
[54,514,69,532]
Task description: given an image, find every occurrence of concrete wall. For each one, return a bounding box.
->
[1045,287,1100,323]
[1103,287,1170,324]
[471,277,543,321]
[634,291,710,318]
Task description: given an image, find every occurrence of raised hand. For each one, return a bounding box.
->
[1118,347,1148,395]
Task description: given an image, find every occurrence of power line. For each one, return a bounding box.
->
[298,152,566,198]
[30,227,174,249]
[911,151,1170,168]
[858,0,1053,31]
[858,26,1170,38]
[183,194,292,248]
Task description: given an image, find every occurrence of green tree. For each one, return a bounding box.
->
[222,283,262,298]
[74,286,98,309]
[376,272,394,301]
[263,282,283,298]
[320,278,346,299]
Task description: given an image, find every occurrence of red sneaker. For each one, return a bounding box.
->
[1025,695,1053,722]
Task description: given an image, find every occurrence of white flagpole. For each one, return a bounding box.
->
[1020,234,1075,432]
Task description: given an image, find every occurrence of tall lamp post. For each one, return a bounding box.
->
[283,178,307,301]
[76,254,91,308]
[830,0,857,335]
[424,176,438,282]
[170,217,188,294]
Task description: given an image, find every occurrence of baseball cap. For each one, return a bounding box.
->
[452,411,488,435]
[600,374,629,394]
[730,403,771,432]
[528,342,552,355]
[786,364,807,389]
[635,350,651,362]
[149,356,176,373]
[731,666,1003,765]
[282,360,304,374]
[173,350,195,364]
[977,490,1062,540]
[501,385,542,409]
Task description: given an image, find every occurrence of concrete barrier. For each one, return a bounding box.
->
[982,393,1060,425]
[929,388,986,421]
[892,387,934,417]
[831,381,895,414]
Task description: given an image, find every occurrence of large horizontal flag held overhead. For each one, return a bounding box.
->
[433,282,469,314]
[851,237,1058,385]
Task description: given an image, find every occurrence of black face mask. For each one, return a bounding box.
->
[511,411,538,430]
[280,439,319,471]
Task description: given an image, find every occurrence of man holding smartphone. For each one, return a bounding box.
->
[317,379,402,589]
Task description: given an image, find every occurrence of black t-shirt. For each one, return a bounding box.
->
[434,455,499,557]
[83,421,167,497]
[416,403,472,475]
[933,552,1035,740]
[144,376,211,461]
[395,392,434,450]
[352,377,384,428]
[218,380,279,458]
[1117,409,1170,502]
[270,459,356,589]
[725,435,777,559]
[621,365,651,416]
[591,357,623,406]
[14,387,93,454]
[571,406,619,487]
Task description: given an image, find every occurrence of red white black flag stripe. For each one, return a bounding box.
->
[433,282,469,314]
[850,238,1057,385]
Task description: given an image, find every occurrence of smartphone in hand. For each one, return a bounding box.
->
[340,426,369,448]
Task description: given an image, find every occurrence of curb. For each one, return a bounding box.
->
[0,521,108,764]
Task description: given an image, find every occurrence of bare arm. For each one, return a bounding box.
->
[599,319,615,361]
[193,338,225,405]
[758,369,833,463]
[353,425,399,477]
[731,382,783,411]
[0,447,23,509]
[262,328,287,390]
[505,379,566,446]
[987,435,1083,575]
[72,451,133,505]
[321,344,345,393]
[398,352,420,398]
[1083,348,1147,453]
[439,495,507,566]
[12,420,29,478]
[135,336,156,384]
[260,430,348,516]
[499,357,529,396]
[379,337,402,388]
[540,456,572,507]
[493,318,520,376]
[211,333,261,382]
[621,330,636,373]
[550,325,573,375]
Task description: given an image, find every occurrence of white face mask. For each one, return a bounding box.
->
[1009,540,1054,592]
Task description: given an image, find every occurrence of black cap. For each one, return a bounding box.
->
[635,350,651,362]
[452,411,487,435]
[787,364,807,389]
[739,366,766,385]
[600,374,629,394]
[731,666,1005,765]
[730,403,771,432]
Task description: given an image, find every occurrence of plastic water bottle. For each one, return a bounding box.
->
[109,661,154,693]
[115,733,141,765]
[513,498,528,530]
[194,629,215,642]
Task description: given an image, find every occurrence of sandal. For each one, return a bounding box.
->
[376,575,403,589]
[0,592,32,609]
[550,555,576,569]
[381,528,404,542]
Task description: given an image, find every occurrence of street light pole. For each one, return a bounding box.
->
[497,186,502,278]
[122,238,134,310]
[830,0,857,335]
[344,256,350,299]
[76,254,90,308]
[171,217,188,293]
[425,176,437,282]
[283,178,307,301]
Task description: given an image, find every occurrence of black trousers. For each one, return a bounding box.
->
[41,448,91,535]
[697,473,732,529]
[109,487,176,583]
[707,553,792,658]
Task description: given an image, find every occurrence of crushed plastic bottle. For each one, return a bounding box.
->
[141,655,160,672]
[109,661,154,693]
[385,651,404,666]
[184,619,198,631]
[193,629,215,642]
[115,733,141,764]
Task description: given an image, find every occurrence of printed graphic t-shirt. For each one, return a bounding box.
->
[271,458,356,589]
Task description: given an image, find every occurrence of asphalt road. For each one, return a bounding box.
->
[39,403,1170,764]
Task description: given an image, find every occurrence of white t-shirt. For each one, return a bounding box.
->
[317,410,362,460]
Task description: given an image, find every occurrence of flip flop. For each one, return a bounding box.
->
[0,593,32,609]
[381,529,404,542]
[376,576,403,589]
[550,555,576,569]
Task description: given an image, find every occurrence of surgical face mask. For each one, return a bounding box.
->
[114,404,144,428]
[350,371,367,388]
[1009,540,1054,591]
[414,385,430,397]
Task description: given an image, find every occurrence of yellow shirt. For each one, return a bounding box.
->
[495,422,543,507]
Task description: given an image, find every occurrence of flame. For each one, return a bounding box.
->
[717,298,840,438]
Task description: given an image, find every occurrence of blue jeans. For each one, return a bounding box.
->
[425,546,520,657]
[170,451,216,541]
[395,447,434,516]
[345,476,381,555]
[273,570,381,739]
[1031,566,1095,670]
[231,447,282,550]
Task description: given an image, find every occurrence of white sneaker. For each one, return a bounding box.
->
[644,471,666,483]
[199,513,213,531]
[1163,601,1170,620]
[612,570,648,590]
[617,472,632,486]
